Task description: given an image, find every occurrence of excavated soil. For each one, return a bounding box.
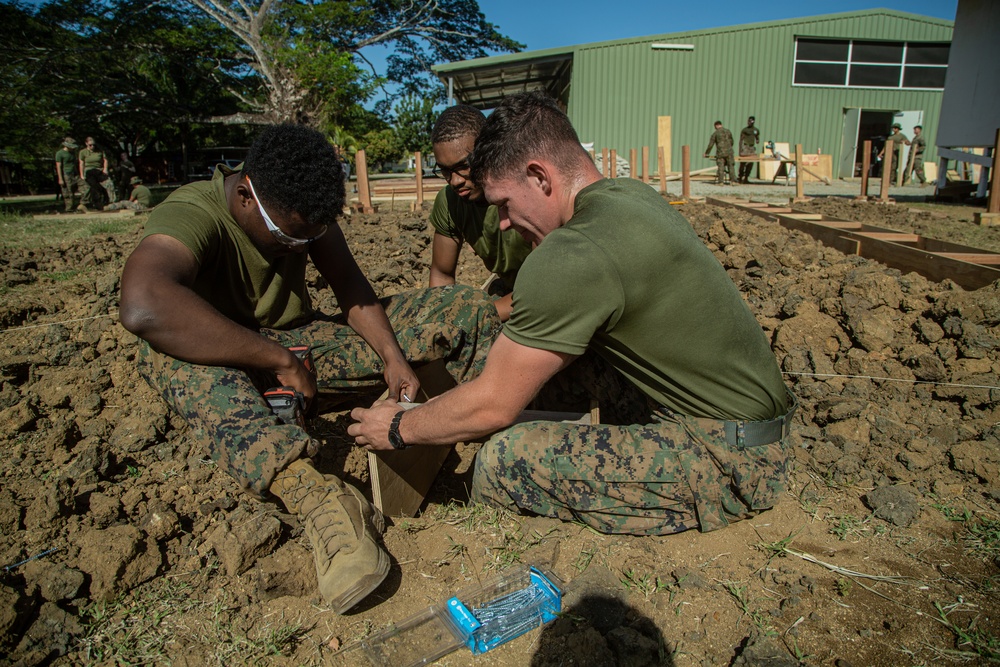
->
[1,197,999,666]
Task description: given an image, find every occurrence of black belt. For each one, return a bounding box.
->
[722,392,798,449]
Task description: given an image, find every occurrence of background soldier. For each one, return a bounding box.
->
[78,137,115,211]
[877,122,910,185]
[54,137,81,213]
[904,125,928,187]
[737,116,760,184]
[704,121,735,185]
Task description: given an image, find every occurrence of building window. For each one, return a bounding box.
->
[793,37,948,90]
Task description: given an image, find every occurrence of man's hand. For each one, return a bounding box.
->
[349,399,402,450]
[383,358,419,403]
[274,349,318,408]
[703,153,711,159]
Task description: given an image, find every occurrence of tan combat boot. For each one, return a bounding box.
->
[270,459,389,613]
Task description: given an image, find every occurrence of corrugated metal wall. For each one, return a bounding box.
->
[566,12,953,178]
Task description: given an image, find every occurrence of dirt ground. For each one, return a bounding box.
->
[1,194,999,666]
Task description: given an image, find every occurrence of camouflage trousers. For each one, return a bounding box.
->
[81,169,115,208]
[904,156,926,185]
[138,285,501,496]
[715,155,735,184]
[471,352,791,536]
[59,173,81,212]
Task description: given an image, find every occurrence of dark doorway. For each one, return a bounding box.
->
[857,110,895,177]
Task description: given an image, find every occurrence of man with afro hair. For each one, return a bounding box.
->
[428,104,533,321]
[120,123,500,613]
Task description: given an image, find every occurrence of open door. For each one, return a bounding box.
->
[839,108,861,179]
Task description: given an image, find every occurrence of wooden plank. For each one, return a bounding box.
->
[855,232,921,243]
[414,151,424,207]
[368,361,456,518]
[681,146,690,199]
[657,116,671,174]
[368,363,600,518]
[853,235,1000,290]
[936,253,1000,265]
[641,146,649,184]
[355,149,374,213]
[657,147,667,195]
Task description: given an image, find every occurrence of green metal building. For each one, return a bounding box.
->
[432,9,953,180]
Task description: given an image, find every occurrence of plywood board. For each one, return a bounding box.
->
[368,370,598,518]
[368,360,455,518]
[657,116,672,175]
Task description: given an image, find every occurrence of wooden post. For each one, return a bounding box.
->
[657,147,667,196]
[657,116,672,174]
[414,151,424,208]
[642,147,650,184]
[355,149,374,212]
[601,148,609,178]
[681,145,691,199]
[856,140,872,201]
[793,143,806,202]
[609,149,618,178]
[989,128,1000,214]
[629,148,637,180]
[878,141,893,203]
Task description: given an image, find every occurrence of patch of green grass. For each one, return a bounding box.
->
[40,269,83,282]
[721,581,776,637]
[932,503,1000,561]
[0,209,145,250]
[934,600,1000,662]
[827,513,885,541]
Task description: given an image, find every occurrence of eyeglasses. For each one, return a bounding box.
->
[432,154,472,180]
[247,178,327,247]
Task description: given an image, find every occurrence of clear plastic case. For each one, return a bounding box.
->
[337,565,562,666]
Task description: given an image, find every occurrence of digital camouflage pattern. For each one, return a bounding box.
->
[471,352,792,535]
[138,285,501,496]
[705,127,735,184]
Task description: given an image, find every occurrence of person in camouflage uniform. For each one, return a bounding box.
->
[54,137,81,213]
[78,137,115,211]
[878,122,910,185]
[429,104,534,322]
[350,92,795,537]
[903,125,928,187]
[704,121,736,185]
[737,116,760,184]
[120,124,501,614]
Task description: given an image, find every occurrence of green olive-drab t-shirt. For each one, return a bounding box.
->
[55,149,76,177]
[141,166,313,330]
[132,185,152,208]
[79,148,104,172]
[505,178,787,422]
[429,186,533,288]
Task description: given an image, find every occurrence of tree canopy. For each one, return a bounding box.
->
[0,0,519,191]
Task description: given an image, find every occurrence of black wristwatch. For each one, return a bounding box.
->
[388,410,408,450]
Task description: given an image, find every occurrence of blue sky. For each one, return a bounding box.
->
[472,1,956,52]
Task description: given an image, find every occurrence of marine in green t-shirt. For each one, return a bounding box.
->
[351,93,794,537]
[54,137,81,213]
[121,124,502,614]
[428,104,533,321]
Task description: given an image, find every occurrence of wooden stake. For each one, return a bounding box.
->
[355,149,375,213]
[879,141,893,203]
[629,148,637,180]
[642,146,650,184]
[856,139,872,201]
[414,150,424,208]
[601,148,609,178]
[794,143,805,201]
[681,145,691,199]
[989,128,1000,214]
[610,149,618,178]
[657,146,667,195]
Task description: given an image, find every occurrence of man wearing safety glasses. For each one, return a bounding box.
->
[428,105,533,321]
[120,124,500,614]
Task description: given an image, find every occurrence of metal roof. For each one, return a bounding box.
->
[433,47,575,109]
[431,9,952,108]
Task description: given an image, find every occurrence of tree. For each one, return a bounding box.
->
[181,0,522,127]
[394,94,438,155]
[361,128,404,172]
